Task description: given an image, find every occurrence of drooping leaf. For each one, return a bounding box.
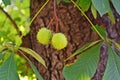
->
[19,47,46,67]
[2,0,11,6]
[65,40,102,61]
[27,58,43,80]
[94,25,108,38]
[0,53,20,80]
[63,42,102,80]
[103,45,120,80]
[108,10,115,24]
[76,0,91,12]
[91,4,97,19]
[92,0,110,16]
[111,0,120,15]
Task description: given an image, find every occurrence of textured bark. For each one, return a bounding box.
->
[22,0,120,80]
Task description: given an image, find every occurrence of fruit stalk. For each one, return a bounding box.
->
[47,0,59,32]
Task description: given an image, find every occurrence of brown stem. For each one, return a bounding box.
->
[0,6,20,34]
[47,0,59,32]
[47,17,55,29]
[54,0,58,32]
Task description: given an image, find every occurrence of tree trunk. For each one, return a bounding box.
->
[22,0,120,80]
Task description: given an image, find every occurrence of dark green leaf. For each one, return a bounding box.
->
[111,0,120,15]
[0,53,20,80]
[2,0,11,6]
[63,42,102,80]
[94,25,107,38]
[103,45,120,80]
[27,59,43,80]
[92,0,110,16]
[76,0,91,12]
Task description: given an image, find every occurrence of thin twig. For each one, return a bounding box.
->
[30,0,49,26]
[47,0,59,32]
[0,6,19,32]
[71,0,105,41]
[54,0,58,32]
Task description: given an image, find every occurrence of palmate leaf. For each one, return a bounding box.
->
[76,0,91,12]
[94,25,108,38]
[111,0,120,15]
[19,47,46,68]
[23,55,43,80]
[92,0,110,16]
[63,42,102,80]
[103,45,120,80]
[65,40,102,61]
[0,53,20,80]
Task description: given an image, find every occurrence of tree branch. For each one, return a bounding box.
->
[0,6,19,33]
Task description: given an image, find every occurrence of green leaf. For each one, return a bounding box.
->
[19,47,46,67]
[63,0,70,3]
[0,51,6,60]
[0,53,20,80]
[94,25,107,38]
[27,58,43,80]
[56,0,61,5]
[111,0,120,15]
[63,42,102,80]
[92,0,110,16]
[108,11,115,24]
[103,45,120,80]
[91,4,97,19]
[0,46,6,52]
[76,0,91,12]
[2,0,11,6]
[65,40,102,61]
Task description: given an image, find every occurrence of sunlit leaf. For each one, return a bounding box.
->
[14,36,22,46]
[0,51,7,60]
[111,0,120,15]
[19,47,46,67]
[91,4,97,19]
[63,42,102,80]
[92,0,110,16]
[0,53,20,80]
[103,45,120,80]
[65,40,102,61]
[0,46,6,52]
[76,0,91,12]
